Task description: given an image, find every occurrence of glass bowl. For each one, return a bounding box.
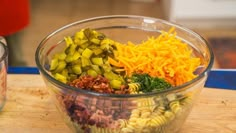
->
[0,38,8,111]
[35,15,214,133]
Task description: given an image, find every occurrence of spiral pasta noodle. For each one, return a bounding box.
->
[169,101,181,114]
[128,83,141,94]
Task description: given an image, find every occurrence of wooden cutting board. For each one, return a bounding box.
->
[0,74,235,133]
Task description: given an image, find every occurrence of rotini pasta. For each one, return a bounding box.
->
[164,111,175,121]
[121,124,136,133]
[141,111,151,118]
[128,83,141,94]
[118,119,129,128]
[149,115,167,127]
[137,98,155,111]
[169,101,181,114]
[153,106,165,114]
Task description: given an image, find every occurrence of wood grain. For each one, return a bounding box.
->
[180,88,236,133]
[0,74,235,133]
[0,75,71,133]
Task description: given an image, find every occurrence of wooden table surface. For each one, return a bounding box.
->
[0,74,235,133]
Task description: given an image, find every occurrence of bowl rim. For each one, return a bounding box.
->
[35,15,214,98]
[0,41,8,64]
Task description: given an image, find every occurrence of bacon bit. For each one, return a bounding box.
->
[69,75,129,94]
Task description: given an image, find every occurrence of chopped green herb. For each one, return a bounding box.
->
[130,73,172,93]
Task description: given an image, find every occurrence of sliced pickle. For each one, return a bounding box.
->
[72,65,82,74]
[110,79,122,89]
[82,48,93,58]
[50,58,58,71]
[91,57,103,66]
[87,69,98,77]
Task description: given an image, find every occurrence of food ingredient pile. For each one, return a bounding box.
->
[49,28,200,133]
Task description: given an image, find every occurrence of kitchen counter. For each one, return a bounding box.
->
[0,74,235,133]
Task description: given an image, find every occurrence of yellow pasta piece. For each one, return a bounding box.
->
[169,101,181,114]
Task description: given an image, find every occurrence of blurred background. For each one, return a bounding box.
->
[5,0,236,68]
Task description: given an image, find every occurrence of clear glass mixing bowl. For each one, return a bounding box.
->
[35,15,214,133]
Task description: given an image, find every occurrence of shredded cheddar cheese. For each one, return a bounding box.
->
[109,28,201,86]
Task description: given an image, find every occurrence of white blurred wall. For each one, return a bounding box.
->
[162,0,236,28]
